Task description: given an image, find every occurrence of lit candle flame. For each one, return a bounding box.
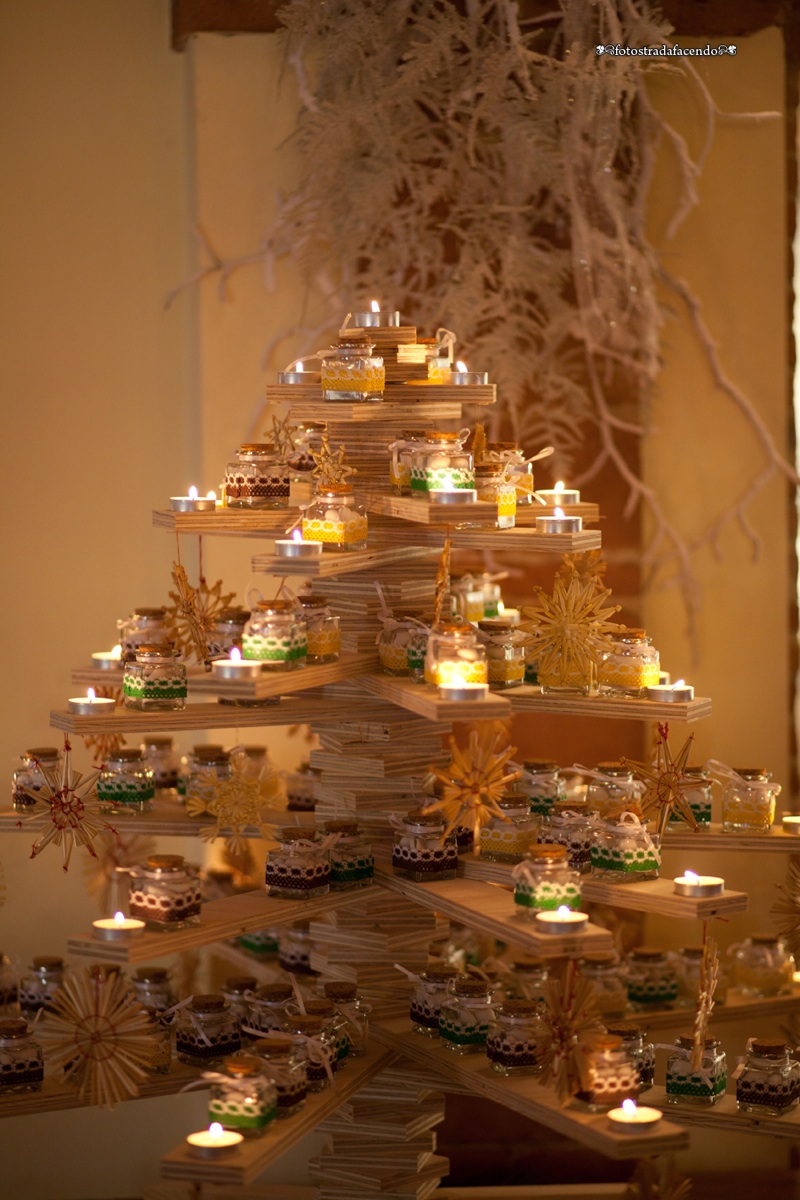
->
[87,687,96,702]
[554,506,565,519]
[110,644,122,660]
[555,480,565,493]
[295,360,303,372]
[556,905,571,917]
[622,1098,637,1116]
[209,1122,224,1141]
[683,870,699,884]
[370,300,380,313]
[113,911,126,926]
[455,360,468,373]
[206,490,216,501]
[672,679,685,689]
[292,529,302,543]
[188,485,199,500]
[230,647,242,664]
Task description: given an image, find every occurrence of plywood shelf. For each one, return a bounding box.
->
[362,489,500,526]
[661,822,800,854]
[0,1062,203,1119]
[506,686,712,724]
[360,672,513,721]
[514,502,600,525]
[251,543,439,578]
[374,867,613,958]
[647,1084,800,1139]
[629,986,800,1031]
[159,1041,396,1186]
[187,652,380,701]
[371,1019,689,1160]
[266,382,497,410]
[66,886,382,964]
[0,797,295,839]
[153,509,293,537]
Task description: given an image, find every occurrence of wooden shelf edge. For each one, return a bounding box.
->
[359,673,512,722]
[647,1084,800,1139]
[0,1062,204,1119]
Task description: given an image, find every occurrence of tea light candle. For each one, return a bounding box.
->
[536,481,581,506]
[673,870,724,898]
[67,688,116,715]
[451,360,489,385]
[275,529,323,558]
[535,506,582,534]
[608,1099,663,1128]
[646,678,694,703]
[91,648,122,671]
[278,360,321,385]
[352,300,400,327]
[211,647,263,681]
[92,911,146,942]
[429,488,477,505]
[534,906,589,934]
[782,815,800,835]
[438,681,489,702]
[170,486,216,512]
[186,1122,244,1159]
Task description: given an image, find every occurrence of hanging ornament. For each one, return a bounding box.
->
[426,720,519,844]
[82,830,157,913]
[164,562,237,667]
[623,722,698,838]
[266,409,298,457]
[691,931,719,1072]
[521,573,621,687]
[556,549,608,589]
[185,753,285,855]
[540,960,607,1105]
[311,434,357,489]
[433,533,452,628]
[771,860,800,958]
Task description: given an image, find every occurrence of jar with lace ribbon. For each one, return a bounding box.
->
[666,1034,726,1106]
[472,462,517,528]
[378,611,430,677]
[123,644,187,711]
[729,934,795,997]
[597,628,660,697]
[512,843,582,914]
[518,758,567,818]
[175,994,241,1066]
[389,429,427,494]
[325,820,374,889]
[439,976,495,1055]
[224,442,290,509]
[207,1055,277,1136]
[590,812,661,882]
[408,965,461,1037]
[251,1035,308,1117]
[301,484,368,550]
[486,1000,547,1076]
[322,982,371,1058]
[424,619,488,688]
[243,600,308,668]
[0,1018,44,1094]
[97,747,155,814]
[391,810,458,882]
[280,1014,337,1092]
[605,1022,656,1093]
[128,854,202,930]
[714,762,780,834]
[482,441,534,504]
[584,762,640,821]
[246,982,295,1038]
[576,1035,639,1112]
[297,594,340,663]
[577,954,628,1022]
[12,746,62,811]
[476,620,527,689]
[264,827,331,900]
[735,1038,799,1115]
[539,801,597,874]
[625,947,678,1010]
[410,429,474,495]
[451,573,486,623]
[320,332,384,402]
[479,795,540,862]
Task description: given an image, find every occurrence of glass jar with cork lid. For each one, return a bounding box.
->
[225,443,290,509]
[391,809,458,882]
[208,1054,278,1137]
[389,429,427,494]
[476,620,526,689]
[424,619,488,688]
[512,843,581,914]
[97,748,155,814]
[473,462,517,528]
[243,600,307,668]
[251,1036,308,1117]
[128,854,202,930]
[117,606,169,659]
[265,827,330,900]
[479,795,540,863]
[597,628,660,697]
[439,976,495,1054]
[297,595,340,664]
[301,484,368,550]
[175,994,241,1066]
[12,746,62,811]
[721,767,779,834]
[123,644,186,711]
[0,1017,44,1094]
[320,332,385,401]
[325,820,374,889]
[410,430,474,496]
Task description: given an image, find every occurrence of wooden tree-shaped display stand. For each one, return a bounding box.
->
[3,324,800,1199]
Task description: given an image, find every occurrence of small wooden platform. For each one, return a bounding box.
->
[362,489,500,526]
[0,1061,203,1120]
[647,1084,800,1139]
[514,502,600,525]
[66,886,381,964]
[379,524,604,553]
[187,652,379,701]
[506,686,712,724]
[371,1020,689,1160]
[374,868,613,958]
[662,822,800,854]
[159,1042,396,1185]
[153,509,293,536]
[251,544,439,578]
[360,672,513,722]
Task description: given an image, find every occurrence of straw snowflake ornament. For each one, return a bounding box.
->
[267,409,298,457]
[311,434,357,488]
[433,533,452,628]
[540,960,607,1104]
[557,549,607,589]
[185,752,285,854]
[426,721,520,844]
[82,830,157,913]
[165,563,236,666]
[623,723,697,838]
[691,931,719,1071]
[38,968,157,1109]
[15,736,116,870]
[521,573,621,687]
[770,861,800,957]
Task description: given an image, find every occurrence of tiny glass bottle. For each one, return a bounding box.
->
[439,977,495,1055]
[117,606,169,658]
[513,843,582,913]
[0,1018,44,1094]
[224,442,290,509]
[320,332,384,401]
[97,748,155,814]
[577,954,628,1022]
[520,759,567,819]
[131,965,175,1013]
[483,441,533,504]
[143,1008,173,1075]
[379,612,429,677]
[12,746,62,810]
[252,1037,308,1117]
[410,965,461,1037]
[473,462,516,528]
[424,620,488,688]
[185,747,232,813]
[479,796,540,863]
[302,484,369,550]
[325,820,374,889]
[666,1034,727,1105]
[389,429,427,494]
[585,763,639,822]
[721,767,779,834]
[282,1014,336,1091]
[140,735,180,792]
[506,956,549,1007]
[303,998,349,1069]
[123,644,187,711]
[626,947,678,1010]
[208,1054,278,1136]
[486,1000,547,1075]
[128,854,202,930]
[670,764,712,828]
[221,976,258,1025]
[238,927,280,959]
[175,994,241,1066]
[480,572,503,617]
[605,1022,656,1093]
[451,574,486,623]
[729,934,795,997]
[297,595,340,663]
[18,956,66,1015]
[243,600,307,668]
[391,809,458,882]
[265,827,330,900]
[177,743,223,798]
[278,922,317,976]
[476,620,526,689]
[590,814,661,882]
[207,607,251,660]
[539,802,597,874]
[410,430,474,495]
[576,1035,639,1112]
[597,629,660,697]
[322,982,371,1058]
[736,1038,797,1115]
[247,982,295,1037]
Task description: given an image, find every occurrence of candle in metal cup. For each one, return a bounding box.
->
[535,506,582,534]
[274,529,324,558]
[92,911,146,941]
[673,870,724,898]
[170,485,216,512]
[67,688,116,715]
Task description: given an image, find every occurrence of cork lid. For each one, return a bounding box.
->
[424,429,462,441]
[106,748,144,763]
[305,999,335,1018]
[194,748,230,765]
[749,933,780,945]
[499,1000,541,1018]
[298,595,328,608]
[253,1037,294,1057]
[224,976,257,995]
[335,332,371,348]
[189,994,227,1013]
[279,826,318,842]
[223,1054,265,1077]
[144,854,186,872]
[31,956,63,971]
[24,746,60,760]
[677,1033,719,1050]
[240,745,267,758]
[0,1018,29,1039]
[255,983,294,1003]
[497,794,530,811]
[595,761,632,776]
[485,441,520,451]
[193,744,224,757]
[606,1022,644,1040]
[239,442,275,453]
[422,965,461,984]
[141,735,173,749]
[256,599,294,613]
[680,946,704,959]
[477,619,511,632]
[135,966,169,983]
[288,1015,324,1035]
[523,758,558,772]
[734,767,769,780]
[750,1038,788,1057]
[451,977,491,998]
[401,428,427,439]
[629,947,666,962]
[615,628,647,640]
[406,808,445,827]
[579,953,618,968]
[133,606,167,618]
[135,643,175,657]
[324,820,359,836]
[551,800,588,815]
[594,1035,623,1051]
[474,462,505,476]
[217,607,251,623]
[511,955,546,973]
[684,764,708,777]
[526,844,567,861]
[323,982,358,1002]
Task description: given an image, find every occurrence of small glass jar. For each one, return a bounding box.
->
[426,349,451,383]
[265,827,330,900]
[128,854,202,930]
[243,600,307,668]
[12,746,62,810]
[483,441,533,504]
[666,1034,727,1105]
[247,983,295,1037]
[225,442,290,509]
[0,1018,44,1094]
[18,956,66,1015]
[117,606,169,658]
[325,821,374,889]
[539,802,597,874]
[577,954,628,1022]
[439,977,495,1055]
[520,759,567,819]
[576,1035,639,1112]
[476,621,526,689]
[185,747,232,813]
[606,1023,656,1093]
[730,934,795,998]
[131,966,175,1013]
[278,922,317,975]
[303,998,349,1069]
[0,954,19,1009]
[673,946,705,1008]
[486,1000,546,1075]
[236,744,271,779]
[480,795,540,862]
[736,1039,797,1115]
[320,332,384,401]
[590,814,661,882]
[252,1037,308,1117]
[301,484,368,550]
[424,620,488,688]
[451,574,485,624]
[473,463,516,528]
[177,743,221,798]
[597,629,660,697]
[721,767,779,834]
[322,982,371,1058]
[391,809,458,882]
[410,431,474,496]
[585,763,640,822]
[626,947,678,1010]
[297,595,340,663]
[286,764,317,812]
[410,965,461,1036]
[506,957,549,1007]
[208,1054,278,1136]
[175,994,241,1066]
[669,764,712,828]
[282,1014,336,1091]
[480,573,504,617]
[512,843,582,913]
[288,421,325,478]
[143,1008,173,1075]
[538,652,592,695]
[140,735,180,792]
[97,748,155,814]
[123,644,187,711]
[389,430,427,494]
[238,927,280,959]
[379,612,429,677]
[207,607,251,660]
[221,976,258,1024]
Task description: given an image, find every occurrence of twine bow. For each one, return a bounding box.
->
[705,759,780,794]
[435,327,457,359]
[162,996,213,1046]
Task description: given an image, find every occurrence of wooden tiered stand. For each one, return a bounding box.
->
[4,350,799,1200]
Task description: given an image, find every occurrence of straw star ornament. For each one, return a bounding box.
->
[185,752,285,854]
[540,960,607,1104]
[623,722,698,837]
[165,563,236,666]
[427,721,520,844]
[311,434,357,488]
[521,573,621,686]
